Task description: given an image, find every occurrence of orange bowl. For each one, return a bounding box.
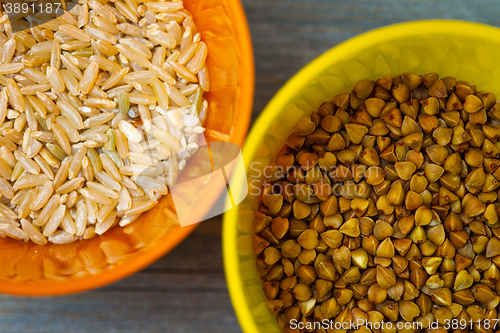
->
[0,0,254,296]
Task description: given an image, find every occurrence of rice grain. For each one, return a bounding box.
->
[81,156,95,181]
[34,155,55,180]
[168,60,197,82]
[83,98,117,109]
[46,66,66,93]
[6,78,26,112]
[59,24,92,43]
[43,205,66,236]
[48,230,78,244]
[148,64,176,84]
[30,181,54,210]
[75,200,88,236]
[14,150,40,174]
[56,177,85,194]
[146,2,183,13]
[69,146,87,179]
[97,200,119,223]
[59,69,80,95]
[90,55,123,73]
[0,158,12,179]
[119,213,140,227]
[100,153,122,181]
[34,194,60,226]
[51,41,61,69]
[79,187,113,205]
[50,122,72,155]
[116,44,150,67]
[61,210,77,235]
[56,116,80,143]
[21,219,47,245]
[188,41,207,73]
[118,186,132,211]
[129,93,157,105]
[0,63,25,74]
[118,120,143,143]
[121,39,152,59]
[95,211,117,235]
[95,171,121,191]
[53,159,70,189]
[91,16,120,34]
[0,39,17,64]
[87,181,120,199]
[36,92,60,114]
[0,177,14,198]
[45,144,67,162]
[83,226,96,239]
[10,162,24,182]
[127,200,158,215]
[26,138,43,158]
[0,223,26,241]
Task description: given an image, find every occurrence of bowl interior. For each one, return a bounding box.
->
[224,20,500,333]
[0,0,254,296]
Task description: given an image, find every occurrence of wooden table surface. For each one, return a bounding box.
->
[3,1,500,332]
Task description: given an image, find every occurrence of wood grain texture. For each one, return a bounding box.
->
[2,0,500,332]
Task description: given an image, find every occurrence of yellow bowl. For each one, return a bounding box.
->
[0,0,254,296]
[223,19,500,333]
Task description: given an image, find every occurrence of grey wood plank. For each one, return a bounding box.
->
[3,1,500,332]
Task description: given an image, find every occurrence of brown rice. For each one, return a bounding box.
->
[0,0,208,243]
